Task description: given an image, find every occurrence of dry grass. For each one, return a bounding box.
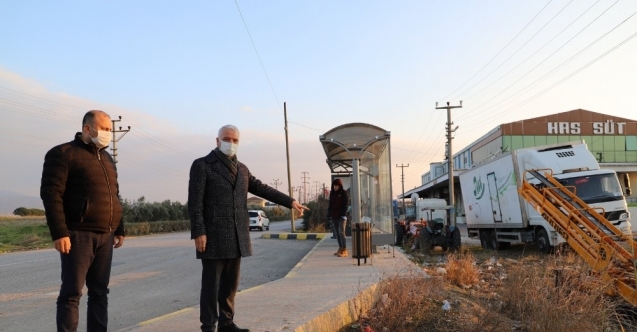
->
[343,249,637,332]
[345,273,510,332]
[446,251,480,287]
[306,223,329,233]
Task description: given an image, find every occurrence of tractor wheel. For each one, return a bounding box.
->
[450,227,461,252]
[421,230,433,252]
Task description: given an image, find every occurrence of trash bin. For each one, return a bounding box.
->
[352,222,372,266]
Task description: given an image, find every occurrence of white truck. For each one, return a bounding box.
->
[459,141,631,252]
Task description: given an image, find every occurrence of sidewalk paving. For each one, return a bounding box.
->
[119,235,424,332]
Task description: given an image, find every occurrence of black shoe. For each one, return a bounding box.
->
[217,323,250,332]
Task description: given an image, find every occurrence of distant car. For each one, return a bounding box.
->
[249,210,270,231]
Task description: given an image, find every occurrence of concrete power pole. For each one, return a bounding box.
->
[110,116,131,163]
[436,101,462,226]
[396,164,409,217]
[271,179,282,191]
[271,179,282,206]
[313,181,320,201]
[283,102,295,232]
[301,172,310,204]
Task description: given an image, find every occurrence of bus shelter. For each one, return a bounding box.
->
[319,123,394,239]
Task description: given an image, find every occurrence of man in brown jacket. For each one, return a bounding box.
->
[188,124,307,332]
[41,110,125,332]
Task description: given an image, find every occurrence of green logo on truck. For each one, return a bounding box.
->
[473,176,484,199]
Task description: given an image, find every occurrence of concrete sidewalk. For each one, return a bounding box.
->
[118,236,423,332]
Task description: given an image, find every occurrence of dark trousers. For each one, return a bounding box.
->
[200,258,241,332]
[57,231,114,332]
[331,218,347,249]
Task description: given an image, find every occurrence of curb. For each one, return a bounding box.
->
[294,283,379,332]
[262,233,327,240]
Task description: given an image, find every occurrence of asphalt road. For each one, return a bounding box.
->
[0,220,315,331]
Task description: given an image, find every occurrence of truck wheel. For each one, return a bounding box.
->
[537,228,552,254]
[394,223,404,246]
[488,230,500,251]
[450,227,461,252]
[479,230,490,250]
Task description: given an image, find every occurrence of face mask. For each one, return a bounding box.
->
[219,141,238,156]
[90,127,111,148]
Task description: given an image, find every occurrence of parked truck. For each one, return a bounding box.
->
[459,141,631,252]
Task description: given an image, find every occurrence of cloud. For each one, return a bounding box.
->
[0,68,334,204]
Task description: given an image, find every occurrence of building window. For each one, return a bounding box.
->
[627,136,637,151]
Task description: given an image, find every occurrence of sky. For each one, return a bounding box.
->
[1,0,637,205]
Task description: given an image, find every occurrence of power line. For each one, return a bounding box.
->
[439,0,554,101]
[234,0,281,107]
[461,0,620,120]
[461,2,631,122]
[463,27,637,134]
[460,0,604,103]
[451,0,576,101]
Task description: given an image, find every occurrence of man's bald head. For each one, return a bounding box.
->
[82,110,111,128]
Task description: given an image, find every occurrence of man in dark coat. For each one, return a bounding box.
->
[40,110,125,332]
[188,124,307,332]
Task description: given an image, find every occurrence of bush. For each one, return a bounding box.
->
[125,220,190,236]
[302,197,329,232]
[13,207,45,216]
[122,197,188,223]
[445,252,480,287]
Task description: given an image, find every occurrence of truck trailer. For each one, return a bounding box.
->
[459,141,631,252]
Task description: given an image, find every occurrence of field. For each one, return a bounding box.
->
[0,215,190,253]
[0,216,51,252]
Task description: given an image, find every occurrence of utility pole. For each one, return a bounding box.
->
[271,179,282,191]
[396,164,409,217]
[301,172,310,204]
[283,102,295,232]
[110,116,131,163]
[271,179,282,207]
[436,101,462,226]
[313,181,320,201]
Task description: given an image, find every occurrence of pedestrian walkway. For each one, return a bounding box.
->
[119,235,424,332]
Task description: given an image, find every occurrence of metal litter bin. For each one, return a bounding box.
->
[352,222,372,265]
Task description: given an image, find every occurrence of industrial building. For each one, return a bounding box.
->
[401,109,637,223]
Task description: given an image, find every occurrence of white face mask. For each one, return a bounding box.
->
[90,127,111,148]
[219,141,238,156]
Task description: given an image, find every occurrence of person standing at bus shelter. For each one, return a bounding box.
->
[327,178,349,257]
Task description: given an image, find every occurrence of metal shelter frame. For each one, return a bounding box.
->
[319,123,394,235]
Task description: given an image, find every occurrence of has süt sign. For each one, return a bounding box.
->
[547,120,627,135]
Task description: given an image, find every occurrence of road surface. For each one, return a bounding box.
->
[0,222,316,331]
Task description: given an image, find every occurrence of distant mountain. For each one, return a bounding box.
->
[0,190,43,215]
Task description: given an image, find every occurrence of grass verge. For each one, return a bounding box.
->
[0,217,190,253]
